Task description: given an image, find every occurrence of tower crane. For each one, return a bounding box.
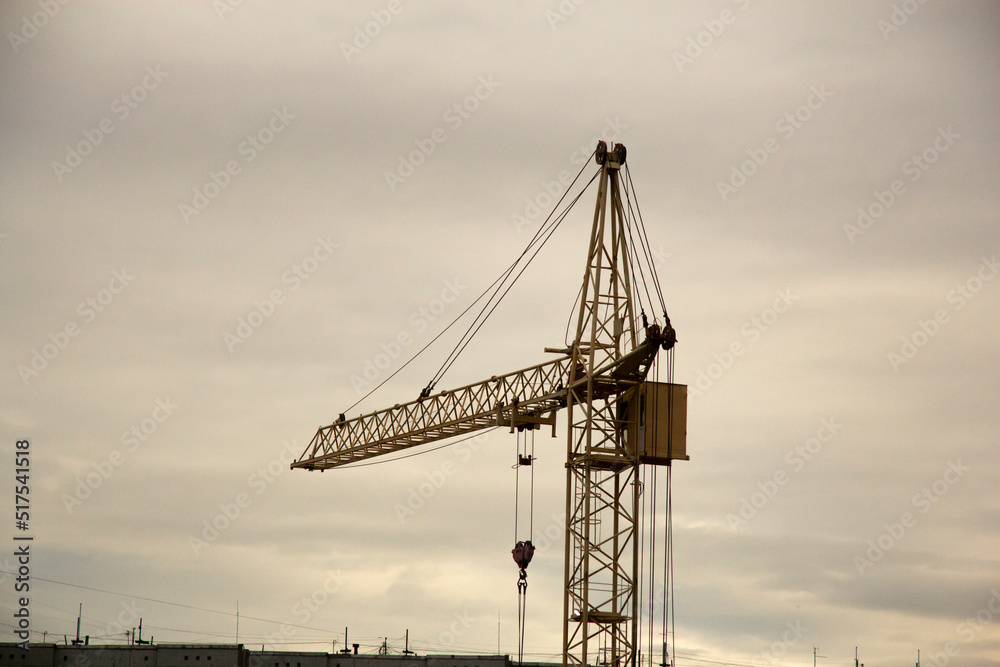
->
[292,141,689,667]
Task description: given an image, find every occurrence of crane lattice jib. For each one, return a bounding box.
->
[292,355,574,470]
[292,332,666,471]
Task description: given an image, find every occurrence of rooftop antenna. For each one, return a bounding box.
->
[339,627,351,654]
[814,646,827,667]
[71,604,83,645]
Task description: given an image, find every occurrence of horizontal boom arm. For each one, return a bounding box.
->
[292,326,670,471]
[292,356,573,470]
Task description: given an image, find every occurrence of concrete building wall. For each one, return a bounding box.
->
[0,644,52,667]
[0,645,521,667]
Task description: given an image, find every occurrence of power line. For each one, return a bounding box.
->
[0,572,338,635]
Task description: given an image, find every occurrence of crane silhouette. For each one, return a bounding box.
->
[292,141,688,667]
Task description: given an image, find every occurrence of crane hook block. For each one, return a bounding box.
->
[512,540,535,570]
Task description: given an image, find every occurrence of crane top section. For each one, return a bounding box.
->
[291,140,684,472]
[595,140,625,168]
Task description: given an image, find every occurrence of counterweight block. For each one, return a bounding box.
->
[619,381,689,465]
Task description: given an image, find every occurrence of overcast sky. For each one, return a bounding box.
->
[2,2,999,666]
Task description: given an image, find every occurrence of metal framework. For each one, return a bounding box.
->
[293,356,572,470]
[563,143,640,667]
[292,141,677,667]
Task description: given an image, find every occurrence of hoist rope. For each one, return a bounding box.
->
[342,149,597,416]
[619,178,657,326]
[512,428,535,667]
[513,429,521,542]
[517,574,528,666]
[529,428,535,539]
[666,347,676,667]
[341,285,503,414]
[329,428,497,470]
[426,153,600,392]
[635,347,679,667]
[623,164,668,317]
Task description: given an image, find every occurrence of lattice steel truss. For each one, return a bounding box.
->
[563,144,641,667]
[293,356,573,470]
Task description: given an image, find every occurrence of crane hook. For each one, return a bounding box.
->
[512,540,535,570]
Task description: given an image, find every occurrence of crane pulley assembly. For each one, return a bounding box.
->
[292,140,688,667]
